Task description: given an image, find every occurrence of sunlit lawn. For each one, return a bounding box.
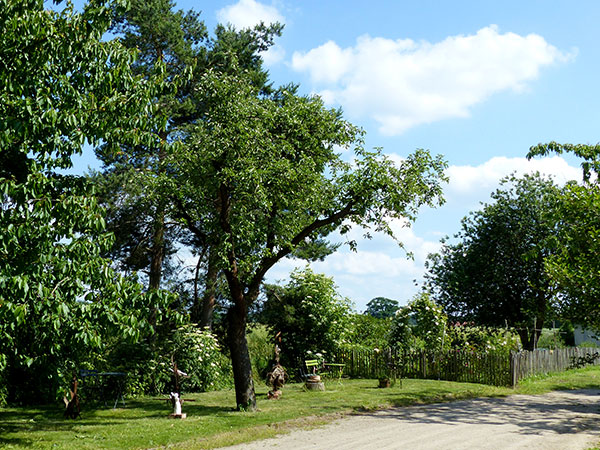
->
[1,366,599,449]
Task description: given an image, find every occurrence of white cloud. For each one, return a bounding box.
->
[216,0,286,66]
[260,43,285,66]
[291,26,574,135]
[217,0,285,29]
[447,155,582,195]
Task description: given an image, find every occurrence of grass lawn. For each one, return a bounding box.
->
[1,366,599,449]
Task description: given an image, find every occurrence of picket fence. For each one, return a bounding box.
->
[509,347,600,386]
[330,347,600,387]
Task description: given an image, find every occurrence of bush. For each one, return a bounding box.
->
[389,292,447,352]
[342,314,391,351]
[246,324,275,381]
[103,325,232,397]
[166,325,232,392]
[261,268,351,368]
[447,323,519,354]
[578,341,600,348]
[536,328,567,349]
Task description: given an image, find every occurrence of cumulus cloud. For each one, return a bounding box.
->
[446,155,582,195]
[216,0,286,65]
[217,0,284,29]
[292,26,574,135]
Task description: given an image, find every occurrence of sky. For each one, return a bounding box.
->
[70,0,600,312]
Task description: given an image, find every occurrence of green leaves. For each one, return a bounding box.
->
[262,268,352,367]
[425,174,561,349]
[389,292,447,352]
[0,0,178,404]
[527,140,600,329]
[544,183,600,329]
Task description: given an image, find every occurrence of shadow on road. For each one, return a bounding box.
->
[362,389,600,437]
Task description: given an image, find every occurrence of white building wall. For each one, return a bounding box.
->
[574,326,600,346]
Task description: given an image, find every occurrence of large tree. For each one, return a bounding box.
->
[0,0,173,403]
[94,0,207,295]
[425,174,560,350]
[364,297,399,319]
[167,69,448,410]
[96,1,284,329]
[528,142,600,329]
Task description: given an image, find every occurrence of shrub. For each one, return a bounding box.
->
[167,324,232,392]
[104,325,232,397]
[342,314,391,351]
[578,341,600,348]
[389,292,447,352]
[536,328,567,349]
[447,323,519,354]
[261,268,351,368]
[246,324,275,381]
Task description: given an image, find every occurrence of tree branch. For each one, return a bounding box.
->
[246,201,355,299]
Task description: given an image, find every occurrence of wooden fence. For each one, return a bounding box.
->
[510,347,600,386]
[331,347,600,387]
[332,348,512,386]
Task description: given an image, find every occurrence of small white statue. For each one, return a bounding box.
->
[170,392,182,415]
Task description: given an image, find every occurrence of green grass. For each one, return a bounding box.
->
[2,366,600,449]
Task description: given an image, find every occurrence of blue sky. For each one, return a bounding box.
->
[71,0,600,311]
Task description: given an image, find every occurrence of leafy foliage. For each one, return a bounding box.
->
[262,268,351,369]
[389,292,448,352]
[246,324,276,381]
[543,183,600,330]
[364,297,399,319]
[446,323,519,354]
[528,142,600,330]
[166,65,447,409]
[424,174,560,350]
[166,325,232,392]
[342,314,392,351]
[0,0,174,404]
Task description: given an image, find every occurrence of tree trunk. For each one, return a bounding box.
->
[227,295,256,411]
[149,130,168,293]
[196,248,218,330]
[518,324,543,351]
[518,329,534,351]
[148,209,165,291]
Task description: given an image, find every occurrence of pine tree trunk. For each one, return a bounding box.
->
[197,248,218,330]
[148,209,165,291]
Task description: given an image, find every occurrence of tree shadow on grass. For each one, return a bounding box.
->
[0,397,233,441]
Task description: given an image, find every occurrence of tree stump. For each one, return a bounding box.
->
[305,381,325,391]
[378,378,391,388]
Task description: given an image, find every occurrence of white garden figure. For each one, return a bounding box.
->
[170,392,182,415]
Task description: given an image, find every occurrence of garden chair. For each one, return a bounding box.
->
[300,359,322,379]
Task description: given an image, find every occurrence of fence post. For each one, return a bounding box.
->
[510,351,518,387]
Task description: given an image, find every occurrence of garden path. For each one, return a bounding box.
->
[224,389,600,449]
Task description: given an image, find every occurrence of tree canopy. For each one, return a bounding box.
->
[166,68,448,409]
[424,174,560,350]
[0,0,174,403]
[1,0,448,409]
[528,142,600,330]
[364,297,399,319]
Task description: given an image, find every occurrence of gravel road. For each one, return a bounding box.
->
[223,389,600,450]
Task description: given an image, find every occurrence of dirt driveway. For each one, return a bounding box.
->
[224,389,600,450]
